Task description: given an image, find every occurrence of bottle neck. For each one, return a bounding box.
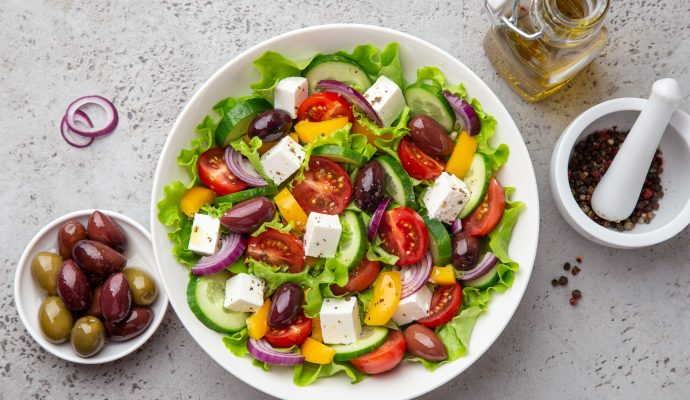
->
[535,0,609,42]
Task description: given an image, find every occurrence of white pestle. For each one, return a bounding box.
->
[591,78,682,222]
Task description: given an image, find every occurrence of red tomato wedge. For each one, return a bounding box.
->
[297,92,354,123]
[330,258,380,295]
[463,178,506,237]
[264,313,312,348]
[377,207,429,266]
[246,228,305,273]
[418,282,463,328]
[351,330,406,374]
[198,148,248,195]
[398,137,445,180]
[292,156,353,215]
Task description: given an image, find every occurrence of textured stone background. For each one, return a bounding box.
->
[1,0,689,399]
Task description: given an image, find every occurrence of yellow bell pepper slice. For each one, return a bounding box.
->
[429,266,457,286]
[446,131,478,179]
[365,271,401,326]
[274,188,308,231]
[246,299,271,340]
[300,337,336,364]
[179,186,217,218]
[310,317,323,342]
[294,117,349,143]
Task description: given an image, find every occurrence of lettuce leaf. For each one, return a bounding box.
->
[249,51,316,102]
[336,42,404,88]
[177,116,216,185]
[250,212,294,237]
[293,361,367,386]
[230,136,275,185]
[353,106,411,162]
[222,328,250,357]
[157,181,200,266]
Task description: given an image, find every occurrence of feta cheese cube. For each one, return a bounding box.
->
[392,285,432,325]
[224,273,266,313]
[320,297,361,345]
[260,136,305,185]
[423,172,469,223]
[363,75,405,126]
[304,212,342,258]
[273,77,309,119]
[188,214,221,256]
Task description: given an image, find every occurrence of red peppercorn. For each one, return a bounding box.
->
[569,297,578,306]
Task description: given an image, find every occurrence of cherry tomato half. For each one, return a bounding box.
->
[418,282,462,328]
[297,92,355,123]
[378,207,429,266]
[330,258,381,296]
[398,137,445,180]
[463,178,506,237]
[351,330,406,374]
[264,313,312,348]
[246,228,305,273]
[292,156,353,215]
[198,148,248,195]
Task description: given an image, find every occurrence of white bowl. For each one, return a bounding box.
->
[150,24,540,400]
[14,209,168,364]
[550,98,690,248]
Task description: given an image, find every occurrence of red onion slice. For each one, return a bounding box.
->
[451,218,462,234]
[397,251,433,299]
[460,252,499,281]
[65,95,119,137]
[316,80,383,127]
[248,338,304,366]
[61,110,95,148]
[224,147,267,187]
[191,233,247,276]
[442,91,481,136]
[368,197,391,241]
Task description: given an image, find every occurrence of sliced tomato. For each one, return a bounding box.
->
[418,282,462,328]
[463,178,506,237]
[292,156,353,215]
[246,228,305,273]
[398,138,445,180]
[264,313,312,348]
[297,92,354,123]
[351,330,406,374]
[378,207,429,266]
[330,258,380,295]
[197,148,248,195]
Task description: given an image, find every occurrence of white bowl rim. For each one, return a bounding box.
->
[14,209,169,364]
[551,97,690,248]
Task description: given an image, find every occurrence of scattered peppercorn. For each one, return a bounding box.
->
[576,256,584,263]
[572,266,581,276]
[569,297,578,306]
[572,289,582,299]
[563,262,571,271]
[551,278,559,287]
[558,276,568,286]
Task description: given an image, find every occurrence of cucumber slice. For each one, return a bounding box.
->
[424,216,452,266]
[375,155,415,207]
[187,271,248,333]
[214,185,278,206]
[311,145,367,166]
[303,54,372,93]
[215,98,272,147]
[404,82,456,132]
[458,153,491,218]
[334,211,367,270]
[331,326,389,362]
[463,264,500,289]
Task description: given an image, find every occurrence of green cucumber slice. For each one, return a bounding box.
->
[187,271,248,333]
[311,145,367,166]
[424,216,452,266]
[331,326,389,362]
[215,98,272,147]
[334,211,367,270]
[303,54,372,93]
[375,155,415,207]
[462,264,500,289]
[214,186,278,206]
[458,153,491,218]
[404,82,456,132]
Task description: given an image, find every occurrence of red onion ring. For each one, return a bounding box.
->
[65,95,119,137]
[191,233,247,276]
[397,251,433,299]
[460,252,499,281]
[451,218,462,234]
[442,91,481,136]
[316,80,383,127]
[224,147,267,187]
[247,338,304,366]
[368,197,391,241]
[61,110,95,148]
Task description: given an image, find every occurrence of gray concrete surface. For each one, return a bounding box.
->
[1,0,689,399]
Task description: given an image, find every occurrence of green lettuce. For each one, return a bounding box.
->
[177,116,216,185]
[250,212,295,237]
[230,136,275,185]
[293,361,367,386]
[249,52,316,102]
[157,181,200,266]
[336,42,404,88]
[222,328,250,357]
[353,105,411,162]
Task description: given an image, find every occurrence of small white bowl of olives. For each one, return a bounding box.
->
[14,209,168,364]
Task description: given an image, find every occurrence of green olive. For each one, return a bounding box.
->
[70,316,105,358]
[123,267,158,306]
[31,252,63,294]
[38,296,74,343]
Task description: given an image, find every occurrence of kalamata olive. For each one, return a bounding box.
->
[268,283,303,328]
[220,196,276,234]
[57,260,92,311]
[72,240,126,275]
[353,161,386,213]
[105,307,153,342]
[58,219,87,260]
[403,324,448,361]
[123,267,158,306]
[31,251,63,294]
[38,296,74,344]
[451,231,483,271]
[85,284,103,318]
[408,115,454,156]
[87,210,127,253]
[247,110,292,142]
[100,272,132,323]
[70,316,105,358]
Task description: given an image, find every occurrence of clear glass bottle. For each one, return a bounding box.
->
[483,0,610,101]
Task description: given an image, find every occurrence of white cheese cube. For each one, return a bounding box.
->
[260,136,305,185]
[273,77,309,119]
[320,297,362,345]
[392,285,432,325]
[423,172,469,223]
[223,273,266,312]
[188,214,221,256]
[304,212,342,258]
[363,75,405,126]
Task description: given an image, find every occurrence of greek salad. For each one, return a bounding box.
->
[158,42,524,385]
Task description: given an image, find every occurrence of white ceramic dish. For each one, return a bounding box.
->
[550,97,690,248]
[14,209,168,364]
[150,24,539,400]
